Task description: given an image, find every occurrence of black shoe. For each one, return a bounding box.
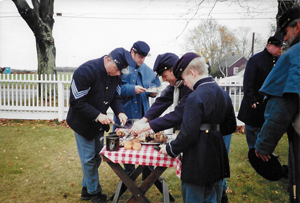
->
[221,191,229,203]
[91,192,107,203]
[272,153,279,159]
[282,165,289,179]
[81,187,91,200]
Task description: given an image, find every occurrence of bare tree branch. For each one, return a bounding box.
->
[207,0,218,20]
[175,0,205,40]
[237,0,250,14]
[31,0,40,18]
[40,0,55,29]
[12,0,40,34]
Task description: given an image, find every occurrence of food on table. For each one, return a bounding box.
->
[116,129,127,137]
[124,139,141,150]
[124,141,133,150]
[153,131,168,143]
[131,138,140,143]
[136,131,167,143]
[133,142,142,150]
[117,129,168,148]
[136,131,150,142]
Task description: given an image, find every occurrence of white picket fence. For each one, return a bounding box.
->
[0,74,71,121]
[0,74,244,125]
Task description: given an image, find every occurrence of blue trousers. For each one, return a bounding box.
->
[75,131,104,195]
[245,124,261,149]
[181,180,223,203]
[222,134,232,193]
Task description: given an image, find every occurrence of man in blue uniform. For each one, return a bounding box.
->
[254,7,300,203]
[160,53,237,203]
[66,48,132,203]
[238,34,283,149]
[129,52,192,134]
[114,41,161,178]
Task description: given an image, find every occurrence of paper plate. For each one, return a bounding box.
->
[141,142,161,145]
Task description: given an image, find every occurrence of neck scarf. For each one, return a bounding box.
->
[173,80,183,109]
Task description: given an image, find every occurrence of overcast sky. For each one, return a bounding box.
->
[0,0,278,71]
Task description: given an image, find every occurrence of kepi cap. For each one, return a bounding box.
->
[278,7,300,35]
[267,33,284,47]
[173,52,200,80]
[110,48,134,71]
[153,53,179,76]
[248,148,283,181]
[131,41,150,56]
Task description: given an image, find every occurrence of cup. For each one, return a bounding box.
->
[106,132,120,151]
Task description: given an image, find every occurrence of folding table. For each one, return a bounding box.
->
[100,145,182,203]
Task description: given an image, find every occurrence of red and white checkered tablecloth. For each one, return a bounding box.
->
[100,145,181,178]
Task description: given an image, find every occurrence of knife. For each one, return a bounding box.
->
[113,123,127,128]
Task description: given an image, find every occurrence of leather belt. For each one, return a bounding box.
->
[200,124,220,133]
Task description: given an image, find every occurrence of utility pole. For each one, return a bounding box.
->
[251,32,255,57]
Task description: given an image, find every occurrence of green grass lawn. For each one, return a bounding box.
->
[0,119,290,203]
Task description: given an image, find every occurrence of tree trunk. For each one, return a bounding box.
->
[36,27,56,77]
[12,0,56,77]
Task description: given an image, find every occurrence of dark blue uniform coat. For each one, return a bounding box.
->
[166,77,237,185]
[144,84,192,132]
[238,48,278,127]
[66,57,125,140]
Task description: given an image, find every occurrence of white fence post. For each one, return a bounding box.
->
[57,81,64,122]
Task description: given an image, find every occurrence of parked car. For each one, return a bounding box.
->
[0,67,5,73]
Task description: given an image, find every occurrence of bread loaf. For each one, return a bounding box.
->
[124,141,133,150]
[133,142,141,150]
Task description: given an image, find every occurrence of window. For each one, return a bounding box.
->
[233,67,239,75]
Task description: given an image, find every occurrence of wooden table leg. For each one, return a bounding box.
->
[110,165,145,201]
[142,167,175,202]
[112,181,124,203]
[103,156,175,203]
[106,161,150,203]
[161,177,171,203]
[127,166,170,203]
